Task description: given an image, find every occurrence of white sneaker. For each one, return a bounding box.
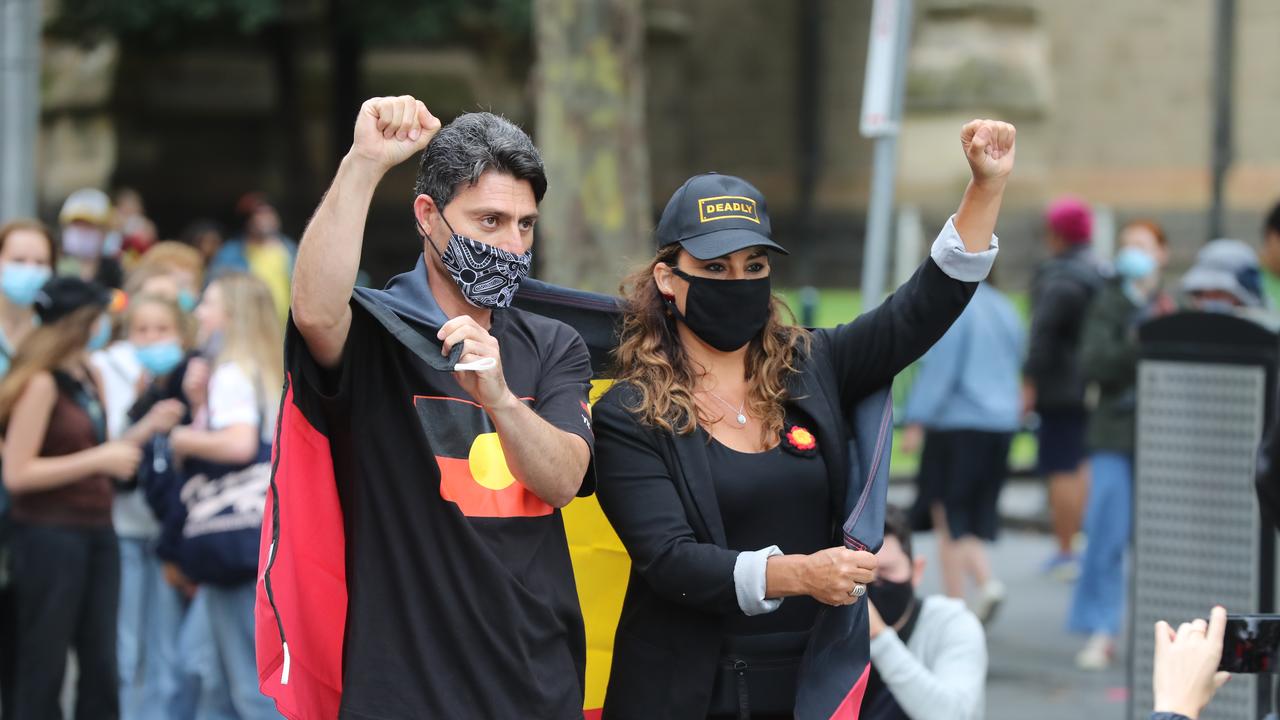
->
[1075,634,1114,671]
[974,580,1006,626]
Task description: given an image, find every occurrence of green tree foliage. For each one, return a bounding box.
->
[49,0,531,45]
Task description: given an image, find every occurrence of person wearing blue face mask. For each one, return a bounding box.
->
[0,276,144,719]
[0,219,58,714]
[90,293,192,720]
[0,221,58,380]
[1070,220,1174,670]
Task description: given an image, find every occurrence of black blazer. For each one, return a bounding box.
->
[594,258,978,720]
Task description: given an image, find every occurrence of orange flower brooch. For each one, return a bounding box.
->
[782,424,818,457]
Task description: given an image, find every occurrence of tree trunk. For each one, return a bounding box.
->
[533,0,650,293]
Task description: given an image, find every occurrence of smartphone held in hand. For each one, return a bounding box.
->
[1219,614,1280,673]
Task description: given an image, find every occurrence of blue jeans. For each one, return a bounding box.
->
[118,537,191,720]
[1068,451,1132,636]
[172,590,227,720]
[202,583,280,719]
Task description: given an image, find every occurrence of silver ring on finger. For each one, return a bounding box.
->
[849,583,866,598]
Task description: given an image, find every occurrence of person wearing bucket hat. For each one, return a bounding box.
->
[58,188,125,290]
[1180,238,1267,310]
[0,275,142,719]
[594,119,1014,719]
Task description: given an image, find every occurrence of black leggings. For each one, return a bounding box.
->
[7,523,119,720]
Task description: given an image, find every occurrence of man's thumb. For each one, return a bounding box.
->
[969,126,991,153]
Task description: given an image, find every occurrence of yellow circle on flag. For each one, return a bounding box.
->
[468,433,517,490]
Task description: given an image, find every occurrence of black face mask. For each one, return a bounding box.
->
[867,578,916,626]
[665,268,771,352]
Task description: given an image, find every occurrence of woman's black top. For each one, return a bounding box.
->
[706,418,830,638]
[705,415,832,715]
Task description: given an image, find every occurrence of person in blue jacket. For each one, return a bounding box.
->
[902,277,1024,625]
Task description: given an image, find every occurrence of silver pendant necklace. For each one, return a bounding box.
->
[704,389,748,427]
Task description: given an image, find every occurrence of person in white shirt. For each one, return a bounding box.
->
[862,506,987,720]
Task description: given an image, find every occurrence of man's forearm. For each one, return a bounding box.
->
[488,395,589,508]
[292,154,384,365]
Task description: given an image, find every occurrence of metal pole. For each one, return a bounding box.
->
[0,0,42,222]
[860,0,912,307]
[862,138,897,307]
[1209,0,1235,241]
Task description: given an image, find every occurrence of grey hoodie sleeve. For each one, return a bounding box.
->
[869,604,987,720]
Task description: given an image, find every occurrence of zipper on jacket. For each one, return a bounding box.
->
[261,375,291,684]
[734,659,750,720]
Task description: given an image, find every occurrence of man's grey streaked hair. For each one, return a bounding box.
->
[413,112,547,210]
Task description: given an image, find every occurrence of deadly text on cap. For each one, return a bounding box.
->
[697,196,760,225]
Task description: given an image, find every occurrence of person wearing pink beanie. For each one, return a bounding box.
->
[1045,196,1093,246]
[1023,195,1105,582]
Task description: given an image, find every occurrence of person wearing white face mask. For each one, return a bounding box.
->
[58,188,125,290]
[1069,220,1173,670]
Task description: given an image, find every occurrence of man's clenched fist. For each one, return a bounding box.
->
[350,95,442,172]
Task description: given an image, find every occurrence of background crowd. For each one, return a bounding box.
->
[0,188,289,719]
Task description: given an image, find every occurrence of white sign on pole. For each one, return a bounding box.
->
[860,0,902,138]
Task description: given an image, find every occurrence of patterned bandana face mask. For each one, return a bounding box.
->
[426,215,533,309]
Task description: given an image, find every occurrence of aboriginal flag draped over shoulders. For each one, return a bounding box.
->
[255,267,887,719]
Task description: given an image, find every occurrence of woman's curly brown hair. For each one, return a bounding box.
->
[612,245,811,445]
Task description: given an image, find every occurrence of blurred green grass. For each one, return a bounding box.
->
[777,286,1038,479]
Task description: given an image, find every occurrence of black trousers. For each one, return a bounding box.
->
[8,522,120,720]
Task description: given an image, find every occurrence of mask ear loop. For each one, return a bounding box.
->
[416,208,456,263]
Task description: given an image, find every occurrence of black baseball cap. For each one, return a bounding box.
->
[34,276,114,324]
[655,173,788,260]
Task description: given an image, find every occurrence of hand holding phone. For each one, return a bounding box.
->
[1154,606,1231,720]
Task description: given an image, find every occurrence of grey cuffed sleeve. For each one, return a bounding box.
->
[930,214,999,282]
[734,545,784,616]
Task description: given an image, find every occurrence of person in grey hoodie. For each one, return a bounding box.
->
[862,506,987,720]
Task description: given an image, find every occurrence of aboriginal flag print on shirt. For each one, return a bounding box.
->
[256,255,597,720]
[415,394,554,518]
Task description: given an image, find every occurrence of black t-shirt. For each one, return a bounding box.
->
[289,299,596,720]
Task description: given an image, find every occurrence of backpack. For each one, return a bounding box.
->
[141,380,272,586]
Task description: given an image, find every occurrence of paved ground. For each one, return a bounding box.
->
[892,481,1130,720]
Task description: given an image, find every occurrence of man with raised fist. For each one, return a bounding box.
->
[258,96,596,719]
